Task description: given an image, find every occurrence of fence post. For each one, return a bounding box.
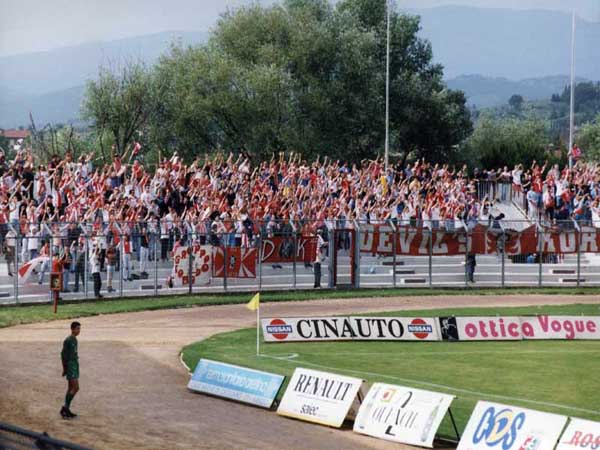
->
[292,231,297,290]
[14,230,19,305]
[392,225,397,288]
[119,237,124,298]
[154,234,158,296]
[428,227,433,288]
[84,236,88,299]
[188,233,193,295]
[538,226,543,288]
[577,227,581,288]
[501,230,506,288]
[353,221,360,289]
[465,229,469,288]
[258,232,263,292]
[223,242,228,292]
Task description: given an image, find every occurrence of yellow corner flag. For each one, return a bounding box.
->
[247,293,260,311]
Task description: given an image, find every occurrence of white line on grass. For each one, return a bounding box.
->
[271,349,600,357]
[258,354,600,417]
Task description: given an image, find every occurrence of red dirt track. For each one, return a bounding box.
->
[1,294,599,450]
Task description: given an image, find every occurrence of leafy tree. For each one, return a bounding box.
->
[460,116,553,169]
[509,94,524,110]
[578,115,600,161]
[82,61,156,162]
[150,0,472,163]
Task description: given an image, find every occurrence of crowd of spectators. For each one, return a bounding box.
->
[0,142,594,292]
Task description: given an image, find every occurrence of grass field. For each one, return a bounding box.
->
[182,303,600,439]
[1,287,600,328]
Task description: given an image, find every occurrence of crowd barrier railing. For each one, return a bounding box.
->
[0,219,599,305]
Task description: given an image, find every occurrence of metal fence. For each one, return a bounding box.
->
[0,421,94,450]
[0,217,598,305]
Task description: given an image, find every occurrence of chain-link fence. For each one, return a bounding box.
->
[1,218,599,305]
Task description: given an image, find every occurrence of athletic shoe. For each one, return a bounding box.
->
[60,406,70,419]
[66,409,77,418]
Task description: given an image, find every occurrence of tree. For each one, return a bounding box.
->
[82,61,155,161]
[150,0,472,163]
[509,94,524,111]
[460,116,553,169]
[578,115,600,161]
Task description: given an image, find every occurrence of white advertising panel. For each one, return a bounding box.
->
[556,418,600,450]
[353,383,454,448]
[519,316,600,340]
[277,368,364,428]
[457,401,568,450]
[262,316,440,342]
[456,317,523,341]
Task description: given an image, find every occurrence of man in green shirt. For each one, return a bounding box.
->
[60,321,81,419]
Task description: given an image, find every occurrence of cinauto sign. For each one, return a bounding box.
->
[261,317,440,342]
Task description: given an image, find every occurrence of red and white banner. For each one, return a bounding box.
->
[169,244,211,287]
[556,418,600,450]
[358,224,600,256]
[453,316,600,341]
[213,247,257,278]
[261,236,317,263]
[18,256,50,283]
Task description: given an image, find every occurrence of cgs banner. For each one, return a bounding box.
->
[261,316,440,342]
[353,383,454,448]
[277,367,364,428]
[457,401,568,450]
[442,316,600,341]
[556,418,600,450]
[187,359,284,408]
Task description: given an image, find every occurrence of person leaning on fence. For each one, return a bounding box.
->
[5,227,15,276]
[105,242,117,293]
[89,244,103,299]
[466,253,476,283]
[313,229,327,288]
[73,239,86,293]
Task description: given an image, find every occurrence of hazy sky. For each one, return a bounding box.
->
[1,0,598,57]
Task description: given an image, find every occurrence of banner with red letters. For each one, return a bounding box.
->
[358,224,600,256]
[260,235,317,263]
[556,418,600,450]
[213,247,258,278]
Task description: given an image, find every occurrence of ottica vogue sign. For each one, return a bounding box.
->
[450,316,600,341]
[261,317,440,342]
[187,359,284,408]
[457,401,568,450]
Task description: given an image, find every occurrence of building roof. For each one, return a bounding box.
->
[0,129,30,139]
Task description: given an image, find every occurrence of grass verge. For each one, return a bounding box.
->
[182,304,600,438]
[1,287,599,328]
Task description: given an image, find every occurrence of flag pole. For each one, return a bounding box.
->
[569,10,576,168]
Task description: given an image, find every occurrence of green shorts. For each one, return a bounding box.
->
[66,363,79,380]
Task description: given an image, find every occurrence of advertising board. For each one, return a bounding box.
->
[556,418,600,450]
[262,317,440,342]
[277,368,364,427]
[187,359,284,408]
[457,401,568,450]
[353,383,454,447]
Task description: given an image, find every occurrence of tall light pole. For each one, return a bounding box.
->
[569,11,576,168]
[384,0,391,170]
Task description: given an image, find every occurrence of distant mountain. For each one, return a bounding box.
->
[0,30,207,128]
[445,75,591,108]
[412,6,600,80]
